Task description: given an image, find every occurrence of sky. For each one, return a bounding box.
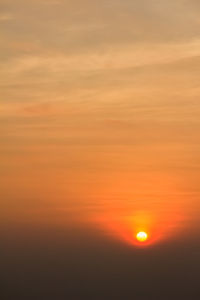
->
[1,0,200,298]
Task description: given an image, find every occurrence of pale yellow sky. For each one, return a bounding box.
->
[1,0,200,244]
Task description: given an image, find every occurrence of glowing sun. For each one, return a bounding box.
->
[136,231,148,242]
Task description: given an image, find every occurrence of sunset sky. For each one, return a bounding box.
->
[1,1,200,298]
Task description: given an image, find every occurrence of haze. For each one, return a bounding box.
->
[1,0,200,299]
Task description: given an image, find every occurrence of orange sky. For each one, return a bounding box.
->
[1,0,200,246]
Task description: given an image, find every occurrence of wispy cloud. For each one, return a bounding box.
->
[0,12,13,22]
[1,39,200,82]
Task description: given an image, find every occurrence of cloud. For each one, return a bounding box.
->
[1,39,200,82]
[1,0,200,57]
[0,12,13,21]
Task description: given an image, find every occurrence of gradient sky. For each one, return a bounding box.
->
[1,0,200,247]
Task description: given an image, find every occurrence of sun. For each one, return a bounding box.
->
[136,231,148,242]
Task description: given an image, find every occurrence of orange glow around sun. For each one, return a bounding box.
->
[94,208,184,248]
